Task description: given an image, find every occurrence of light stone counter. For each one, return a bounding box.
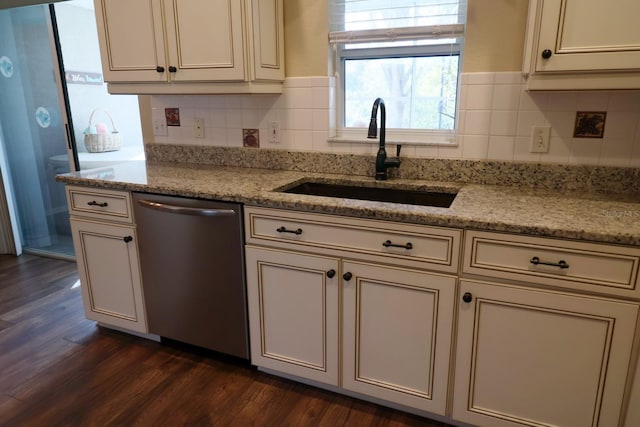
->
[56,160,640,246]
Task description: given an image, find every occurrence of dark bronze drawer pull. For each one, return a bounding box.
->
[383,240,413,250]
[276,226,303,235]
[87,200,108,207]
[530,256,569,269]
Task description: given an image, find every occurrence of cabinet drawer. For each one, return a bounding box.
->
[245,207,461,273]
[67,186,133,224]
[463,230,640,298]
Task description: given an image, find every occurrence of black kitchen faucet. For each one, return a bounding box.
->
[367,97,401,180]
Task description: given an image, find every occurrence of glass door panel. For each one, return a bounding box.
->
[0,5,74,257]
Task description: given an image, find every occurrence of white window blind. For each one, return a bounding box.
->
[329,0,466,45]
[329,0,467,138]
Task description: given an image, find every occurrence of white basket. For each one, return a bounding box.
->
[84,108,122,153]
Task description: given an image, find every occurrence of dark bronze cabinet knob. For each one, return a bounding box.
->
[343,272,352,281]
[156,66,165,73]
[541,49,552,59]
[169,66,177,73]
[462,292,473,303]
[123,236,133,243]
[326,269,336,278]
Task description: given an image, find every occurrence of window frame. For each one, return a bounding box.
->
[328,2,466,146]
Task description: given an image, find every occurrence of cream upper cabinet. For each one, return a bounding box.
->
[93,0,284,94]
[453,279,639,427]
[524,0,640,90]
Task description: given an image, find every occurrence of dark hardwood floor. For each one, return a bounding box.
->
[0,254,454,427]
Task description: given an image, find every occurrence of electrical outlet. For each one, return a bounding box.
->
[269,121,280,143]
[530,126,551,153]
[152,118,168,136]
[194,117,205,138]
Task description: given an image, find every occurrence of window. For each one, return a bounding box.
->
[329,0,467,144]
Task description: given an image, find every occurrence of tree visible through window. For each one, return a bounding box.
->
[330,0,467,134]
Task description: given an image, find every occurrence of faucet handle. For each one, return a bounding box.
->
[396,144,402,157]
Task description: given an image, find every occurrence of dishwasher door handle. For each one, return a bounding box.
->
[137,199,237,217]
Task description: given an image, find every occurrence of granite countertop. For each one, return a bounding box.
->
[55,160,640,246]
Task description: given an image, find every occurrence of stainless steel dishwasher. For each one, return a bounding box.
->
[132,192,249,359]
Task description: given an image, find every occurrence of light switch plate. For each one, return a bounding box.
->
[194,118,205,138]
[152,118,168,136]
[530,126,551,153]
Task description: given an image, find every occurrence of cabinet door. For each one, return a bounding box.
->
[535,0,640,73]
[245,246,339,385]
[342,261,456,415]
[71,218,147,333]
[624,353,640,427]
[163,0,245,81]
[94,0,167,82]
[250,0,284,81]
[453,279,639,427]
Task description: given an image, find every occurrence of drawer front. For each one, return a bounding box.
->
[245,207,461,273]
[463,230,640,298]
[67,186,133,223]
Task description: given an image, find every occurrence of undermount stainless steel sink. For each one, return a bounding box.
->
[281,181,457,208]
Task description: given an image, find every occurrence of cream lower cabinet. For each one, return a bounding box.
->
[342,261,455,415]
[245,246,340,385]
[452,279,638,427]
[66,186,147,333]
[625,354,640,427]
[244,206,460,415]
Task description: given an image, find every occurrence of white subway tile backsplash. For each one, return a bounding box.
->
[464,110,492,135]
[487,136,515,161]
[462,135,489,159]
[609,92,640,112]
[602,138,634,167]
[292,87,313,109]
[576,92,610,111]
[492,84,521,110]
[519,90,548,112]
[493,72,523,85]
[225,109,242,129]
[546,92,577,112]
[603,112,638,140]
[545,136,572,163]
[490,111,518,136]
[516,110,547,137]
[466,85,494,110]
[313,109,329,131]
[149,73,640,167]
[293,130,313,150]
[513,136,542,163]
[462,72,495,85]
[241,109,260,128]
[569,139,602,164]
[545,111,576,138]
[293,109,313,130]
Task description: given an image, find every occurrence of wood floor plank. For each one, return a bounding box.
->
[0,254,453,427]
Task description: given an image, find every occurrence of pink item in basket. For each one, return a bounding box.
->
[95,122,108,134]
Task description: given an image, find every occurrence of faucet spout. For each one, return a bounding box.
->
[367,98,385,147]
[367,98,399,180]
